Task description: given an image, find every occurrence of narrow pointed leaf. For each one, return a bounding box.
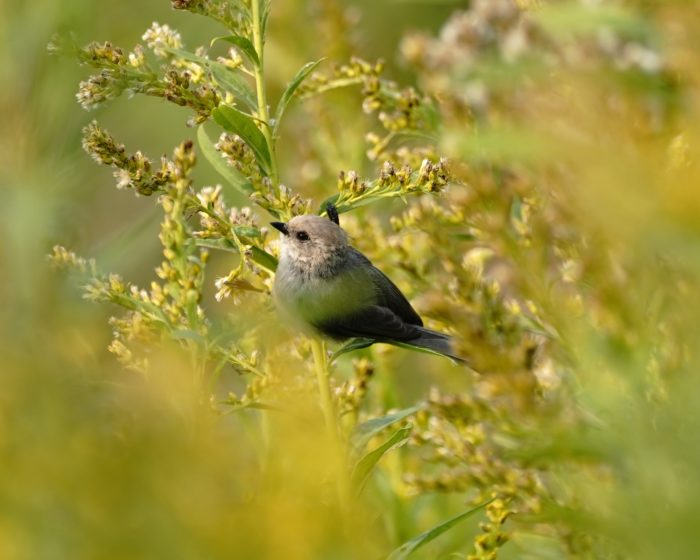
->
[352,427,411,494]
[213,105,272,175]
[250,246,278,271]
[194,238,239,254]
[164,47,256,110]
[386,500,494,560]
[317,194,340,215]
[209,64,257,110]
[194,239,277,272]
[197,124,254,195]
[261,0,271,37]
[232,225,262,238]
[351,405,422,453]
[273,58,325,134]
[211,35,260,67]
[330,337,375,362]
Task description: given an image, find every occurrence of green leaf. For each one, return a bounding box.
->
[317,194,340,215]
[321,194,419,216]
[194,239,277,272]
[213,105,272,175]
[209,64,257,110]
[333,193,418,215]
[273,58,325,135]
[261,0,271,37]
[352,427,411,494]
[330,337,375,361]
[197,124,254,195]
[233,225,262,239]
[386,500,494,560]
[250,246,278,271]
[211,35,260,67]
[163,47,256,110]
[351,405,422,453]
[194,238,239,253]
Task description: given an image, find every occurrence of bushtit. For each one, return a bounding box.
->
[271,206,463,362]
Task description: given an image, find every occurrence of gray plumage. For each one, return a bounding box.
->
[271,213,463,362]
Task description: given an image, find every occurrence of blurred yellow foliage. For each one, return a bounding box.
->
[3,0,700,559]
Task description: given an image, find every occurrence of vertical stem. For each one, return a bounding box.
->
[311,338,351,509]
[250,0,279,185]
[311,338,335,432]
[249,0,277,484]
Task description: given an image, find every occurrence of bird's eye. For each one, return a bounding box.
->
[296,231,310,241]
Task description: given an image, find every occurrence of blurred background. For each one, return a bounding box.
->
[0,1,468,558]
[3,0,700,558]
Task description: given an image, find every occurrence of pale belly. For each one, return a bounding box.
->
[274,266,377,334]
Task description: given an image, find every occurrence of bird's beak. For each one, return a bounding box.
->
[270,221,289,236]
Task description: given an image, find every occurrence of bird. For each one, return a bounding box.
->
[270,205,464,363]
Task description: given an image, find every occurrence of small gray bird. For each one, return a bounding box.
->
[271,207,463,362]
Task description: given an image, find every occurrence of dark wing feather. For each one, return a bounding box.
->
[314,305,422,342]
[347,248,423,326]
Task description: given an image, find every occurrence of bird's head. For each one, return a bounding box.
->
[271,214,349,270]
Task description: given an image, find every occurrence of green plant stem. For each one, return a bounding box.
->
[250,0,278,185]
[245,0,280,490]
[311,338,351,510]
[311,338,334,430]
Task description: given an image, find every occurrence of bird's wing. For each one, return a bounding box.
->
[314,305,422,342]
[347,248,423,327]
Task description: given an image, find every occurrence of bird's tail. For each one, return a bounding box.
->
[404,327,467,364]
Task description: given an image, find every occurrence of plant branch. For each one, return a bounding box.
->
[311,337,350,510]
[250,0,278,185]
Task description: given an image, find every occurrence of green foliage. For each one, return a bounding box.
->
[2,0,700,558]
[387,499,494,560]
[212,104,273,175]
[273,58,325,136]
[196,123,254,194]
[352,427,412,494]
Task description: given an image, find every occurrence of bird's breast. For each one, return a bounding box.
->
[274,263,377,328]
